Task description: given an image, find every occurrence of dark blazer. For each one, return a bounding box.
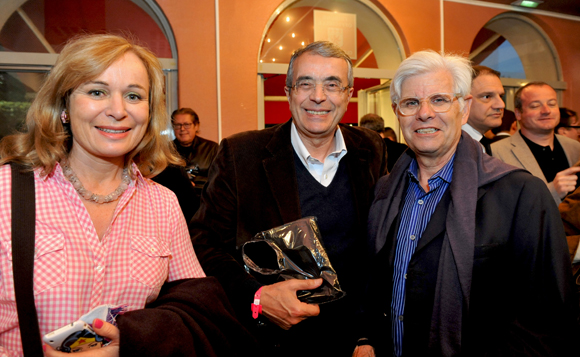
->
[174,136,219,188]
[190,120,387,355]
[384,138,408,172]
[364,133,578,356]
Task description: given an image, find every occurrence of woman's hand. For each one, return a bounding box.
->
[44,319,120,357]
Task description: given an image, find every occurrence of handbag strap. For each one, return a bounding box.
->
[10,162,43,356]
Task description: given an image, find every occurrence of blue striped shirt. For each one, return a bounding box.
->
[391,155,455,356]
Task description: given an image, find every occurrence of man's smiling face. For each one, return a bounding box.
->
[396,70,470,163]
[285,53,353,142]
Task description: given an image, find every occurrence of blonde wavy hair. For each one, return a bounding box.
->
[0,33,183,177]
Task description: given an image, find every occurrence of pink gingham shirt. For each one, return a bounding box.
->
[0,163,205,356]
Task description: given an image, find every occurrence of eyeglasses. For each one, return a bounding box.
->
[396,93,462,116]
[173,123,193,130]
[289,79,350,95]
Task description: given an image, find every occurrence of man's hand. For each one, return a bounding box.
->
[260,278,323,330]
[44,319,120,357]
[553,166,580,198]
[352,345,375,357]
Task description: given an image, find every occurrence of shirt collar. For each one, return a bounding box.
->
[290,121,347,164]
[462,123,483,142]
[407,153,455,186]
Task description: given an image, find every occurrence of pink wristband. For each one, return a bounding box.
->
[251,287,263,319]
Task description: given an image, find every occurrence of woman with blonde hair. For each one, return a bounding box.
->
[0,34,206,355]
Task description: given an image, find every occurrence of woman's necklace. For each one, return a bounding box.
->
[61,159,131,204]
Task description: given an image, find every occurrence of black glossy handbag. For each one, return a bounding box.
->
[241,216,345,304]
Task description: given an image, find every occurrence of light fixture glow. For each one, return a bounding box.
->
[286,16,290,22]
[511,0,543,8]
[267,38,271,43]
[292,33,295,38]
[260,60,263,63]
[279,46,283,50]
[301,41,305,46]
[273,58,276,62]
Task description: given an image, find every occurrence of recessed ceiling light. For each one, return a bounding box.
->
[511,0,543,8]
[286,16,290,22]
[292,33,295,38]
[279,46,283,50]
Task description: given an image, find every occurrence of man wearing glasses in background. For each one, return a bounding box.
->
[356,51,577,357]
[492,83,580,204]
[190,41,387,357]
[171,107,219,188]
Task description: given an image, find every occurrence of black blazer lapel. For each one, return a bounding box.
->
[262,121,302,224]
[342,126,374,227]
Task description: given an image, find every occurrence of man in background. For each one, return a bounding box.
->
[461,65,505,154]
[172,107,219,189]
[492,82,580,204]
[360,113,408,172]
[490,109,517,143]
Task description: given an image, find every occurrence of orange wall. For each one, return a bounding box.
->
[158,1,580,141]
[157,0,219,141]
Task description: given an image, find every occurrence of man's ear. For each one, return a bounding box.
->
[514,108,522,121]
[284,86,291,102]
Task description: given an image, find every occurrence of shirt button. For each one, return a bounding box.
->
[410,235,416,240]
[399,315,404,321]
[150,247,157,253]
[418,199,424,205]
[96,265,103,272]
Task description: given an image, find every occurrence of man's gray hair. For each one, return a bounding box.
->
[390,50,473,110]
[286,41,354,88]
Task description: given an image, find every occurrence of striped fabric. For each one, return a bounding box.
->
[0,163,205,356]
[391,156,454,356]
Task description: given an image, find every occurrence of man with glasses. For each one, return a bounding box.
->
[190,41,386,357]
[461,65,505,154]
[492,83,580,204]
[356,51,576,357]
[171,107,219,188]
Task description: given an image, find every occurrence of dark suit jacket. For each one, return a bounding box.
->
[174,136,219,188]
[190,120,387,355]
[364,133,578,356]
[384,138,408,172]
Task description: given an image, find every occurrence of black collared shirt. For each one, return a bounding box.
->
[520,131,569,183]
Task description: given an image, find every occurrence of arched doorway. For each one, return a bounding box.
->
[470,13,565,111]
[0,0,178,138]
[257,0,405,140]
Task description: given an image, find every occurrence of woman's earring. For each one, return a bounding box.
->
[60,110,69,124]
